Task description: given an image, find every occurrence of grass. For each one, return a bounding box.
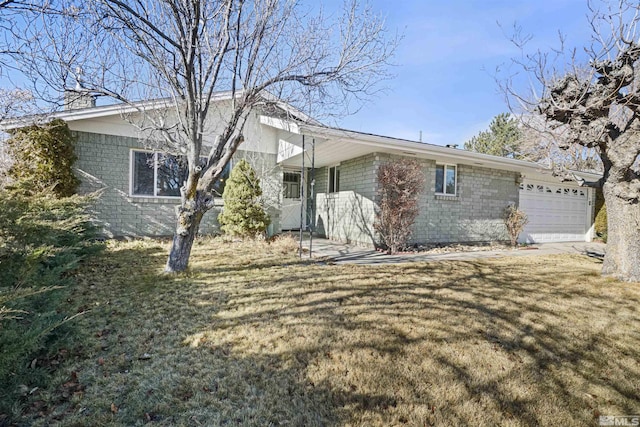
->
[14,237,640,426]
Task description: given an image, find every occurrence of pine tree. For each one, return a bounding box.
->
[464,113,521,158]
[218,159,270,237]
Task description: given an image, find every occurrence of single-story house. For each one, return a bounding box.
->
[2,91,601,246]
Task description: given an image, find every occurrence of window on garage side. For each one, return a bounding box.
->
[156,152,188,197]
[435,164,457,195]
[132,151,155,196]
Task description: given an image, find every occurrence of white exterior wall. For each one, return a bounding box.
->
[67,101,279,155]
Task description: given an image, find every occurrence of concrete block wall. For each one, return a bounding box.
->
[416,161,519,243]
[313,152,520,246]
[74,131,281,237]
[314,154,379,246]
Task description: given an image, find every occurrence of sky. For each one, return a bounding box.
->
[0,0,600,146]
[325,0,596,146]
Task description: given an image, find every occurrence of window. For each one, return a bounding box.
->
[435,164,456,195]
[212,161,231,197]
[283,172,301,199]
[132,151,155,196]
[156,152,188,197]
[328,165,340,193]
[131,150,230,197]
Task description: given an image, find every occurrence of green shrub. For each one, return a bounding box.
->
[0,188,102,420]
[5,119,80,197]
[218,159,270,238]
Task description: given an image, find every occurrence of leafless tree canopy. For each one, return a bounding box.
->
[516,116,603,173]
[4,0,397,271]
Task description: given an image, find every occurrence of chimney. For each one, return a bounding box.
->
[64,88,96,110]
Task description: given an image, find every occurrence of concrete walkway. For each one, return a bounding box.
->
[300,236,606,265]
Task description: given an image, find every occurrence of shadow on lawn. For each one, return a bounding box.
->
[188,257,640,426]
[27,242,639,426]
[24,243,341,426]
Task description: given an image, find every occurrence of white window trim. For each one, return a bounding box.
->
[129,148,231,200]
[328,164,341,194]
[129,149,183,199]
[283,170,303,200]
[435,163,457,196]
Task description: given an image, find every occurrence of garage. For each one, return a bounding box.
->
[518,179,593,243]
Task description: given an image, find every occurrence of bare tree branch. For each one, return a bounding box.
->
[500,0,640,282]
[6,0,397,272]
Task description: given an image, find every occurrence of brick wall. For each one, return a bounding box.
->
[312,152,520,246]
[74,131,281,237]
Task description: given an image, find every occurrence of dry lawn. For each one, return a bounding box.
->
[21,238,640,426]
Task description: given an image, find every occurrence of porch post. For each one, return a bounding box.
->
[299,135,305,258]
[309,138,315,258]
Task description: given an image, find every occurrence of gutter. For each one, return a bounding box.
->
[297,124,603,180]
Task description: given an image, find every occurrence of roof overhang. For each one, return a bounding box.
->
[0,89,318,131]
[263,117,603,181]
[0,92,242,131]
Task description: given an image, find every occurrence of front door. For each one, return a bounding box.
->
[281,170,306,230]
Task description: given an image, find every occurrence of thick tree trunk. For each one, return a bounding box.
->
[164,134,244,273]
[165,205,205,273]
[601,182,640,282]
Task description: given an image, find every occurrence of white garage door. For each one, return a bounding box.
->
[518,180,590,243]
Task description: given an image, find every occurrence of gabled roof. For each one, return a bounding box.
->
[0,90,319,130]
[1,97,179,130]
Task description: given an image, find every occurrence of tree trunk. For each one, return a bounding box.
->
[165,205,205,273]
[601,182,640,282]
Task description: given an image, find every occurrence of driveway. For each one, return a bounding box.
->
[301,237,606,265]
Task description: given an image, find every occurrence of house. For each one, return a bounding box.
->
[2,92,600,246]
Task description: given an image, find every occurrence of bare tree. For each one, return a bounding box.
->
[517,116,603,172]
[503,0,640,282]
[13,0,396,272]
[374,159,424,254]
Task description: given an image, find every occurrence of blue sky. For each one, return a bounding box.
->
[1,0,597,147]
[327,0,595,146]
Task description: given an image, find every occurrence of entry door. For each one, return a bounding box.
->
[281,170,306,230]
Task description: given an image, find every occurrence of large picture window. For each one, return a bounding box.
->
[435,164,456,195]
[131,150,230,198]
